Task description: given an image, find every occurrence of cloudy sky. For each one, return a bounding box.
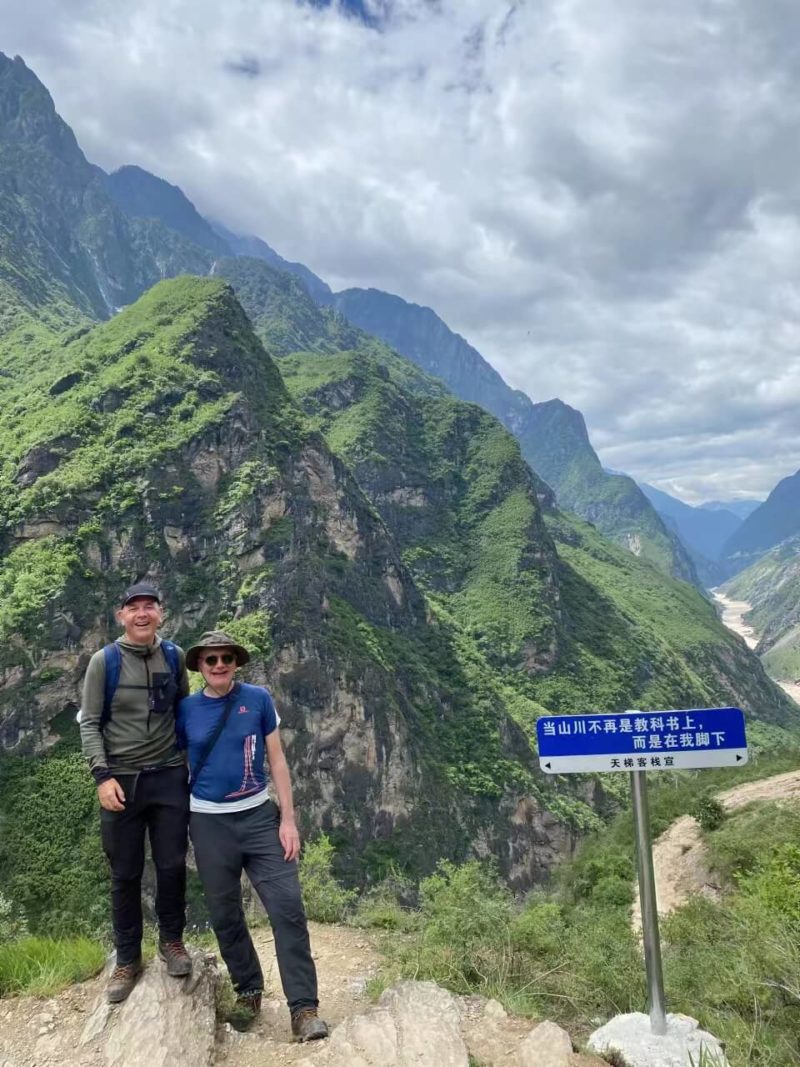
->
[5,0,800,502]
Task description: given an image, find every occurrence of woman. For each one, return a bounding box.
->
[177,630,328,1040]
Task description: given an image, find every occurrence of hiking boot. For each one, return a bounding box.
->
[106,959,143,1003]
[228,989,262,1032]
[158,939,192,977]
[291,1007,329,1042]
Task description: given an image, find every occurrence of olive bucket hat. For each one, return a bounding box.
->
[186,630,251,672]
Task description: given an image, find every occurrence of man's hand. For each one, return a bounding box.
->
[279,816,301,862]
[98,778,126,812]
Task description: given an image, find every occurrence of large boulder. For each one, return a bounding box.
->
[588,1012,728,1067]
[80,949,218,1067]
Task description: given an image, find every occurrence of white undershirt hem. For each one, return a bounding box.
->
[190,788,270,814]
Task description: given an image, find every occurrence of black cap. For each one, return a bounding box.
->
[120,582,162,606]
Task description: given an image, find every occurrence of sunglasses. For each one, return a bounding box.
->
[200,653,237,667]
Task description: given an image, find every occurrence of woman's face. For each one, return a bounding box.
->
[199,647,238,691]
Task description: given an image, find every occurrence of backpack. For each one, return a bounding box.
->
[100,640,181,729]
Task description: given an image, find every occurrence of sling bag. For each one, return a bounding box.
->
[189,682,242,792]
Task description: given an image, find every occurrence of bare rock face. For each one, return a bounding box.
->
[81,950,218,1067]
[298,981,469,1067]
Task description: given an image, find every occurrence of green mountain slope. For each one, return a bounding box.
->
[328,288,699,585]
[724,536,800,679]
[0,275,603,889]
[268,347,795,745]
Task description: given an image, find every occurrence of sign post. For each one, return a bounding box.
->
[630,769,667,1035]
[536,706,748,1037]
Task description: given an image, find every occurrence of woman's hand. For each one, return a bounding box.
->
[279,816,301,862]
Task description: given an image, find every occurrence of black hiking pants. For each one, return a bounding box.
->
[100,765,189,965]
[190,799,318,1012]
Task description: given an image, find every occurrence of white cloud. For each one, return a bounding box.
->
[4,0,800,500]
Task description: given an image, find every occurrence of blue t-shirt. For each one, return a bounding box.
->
[176,682,279,805]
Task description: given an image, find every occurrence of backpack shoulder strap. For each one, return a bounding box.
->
[101,643,122,729]
[160,640,180,681]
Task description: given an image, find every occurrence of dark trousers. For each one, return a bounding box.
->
[100,765,189,965]
[190,800,318,1012]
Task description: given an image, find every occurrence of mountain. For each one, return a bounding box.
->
[723,469,800,571]
[723,536,800,681]
[701,499,762,520]
[224,256,794,743]
[0,53,211,347]
[211,219,332,304]
[641,483,742,562]
[105,165,230,256]
[326,287,699,585]
[639,482,746,584]
[0,276,583,896]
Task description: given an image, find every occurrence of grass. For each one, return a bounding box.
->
[0,937,105,997]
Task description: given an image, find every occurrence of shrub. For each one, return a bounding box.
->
[691,793,725,832]
[299,834,356,923]
[509,900,565,956]
[0,892,28,943]
[353,868,417,931]
[708,802,800,884]
[0,754,109,935]
[737,843,800,923]
[381,859,513,995]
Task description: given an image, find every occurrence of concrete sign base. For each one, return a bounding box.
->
[588,1012,728,1067]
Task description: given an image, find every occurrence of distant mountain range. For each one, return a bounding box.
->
[722,469,800,569]
[700,499,762,520]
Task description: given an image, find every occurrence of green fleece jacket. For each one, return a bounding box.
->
[80,636,190,783]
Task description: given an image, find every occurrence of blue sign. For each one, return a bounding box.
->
[537,707,748,774]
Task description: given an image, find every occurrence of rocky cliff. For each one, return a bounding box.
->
[0,276,586,889]
[328,287,699,586]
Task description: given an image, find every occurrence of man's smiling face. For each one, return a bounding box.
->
[116,596,162,645]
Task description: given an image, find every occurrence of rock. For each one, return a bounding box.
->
[483,999,507,1022]
[516,1020,573,1066]
[299,980,469,1066]
[80,998,113,1045]
[100,949,218,1067]
[588,1012,728,1067]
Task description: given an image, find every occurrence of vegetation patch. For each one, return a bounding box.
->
[0,937,105,997]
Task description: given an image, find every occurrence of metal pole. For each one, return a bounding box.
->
[630,770,668,1035]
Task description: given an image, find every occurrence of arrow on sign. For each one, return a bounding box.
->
[545,762,552,770]
[736,754,743,761]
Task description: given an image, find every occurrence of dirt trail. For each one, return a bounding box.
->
[0,922,381,1067]
[632,769,800,934]
[216,922,380,1066]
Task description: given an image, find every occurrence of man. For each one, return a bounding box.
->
[80,582,192,1003]
[177,631,328,1041]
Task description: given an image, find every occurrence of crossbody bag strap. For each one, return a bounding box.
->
[190,683,241,792]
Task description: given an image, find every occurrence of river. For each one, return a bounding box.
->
[712,589,800,704]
